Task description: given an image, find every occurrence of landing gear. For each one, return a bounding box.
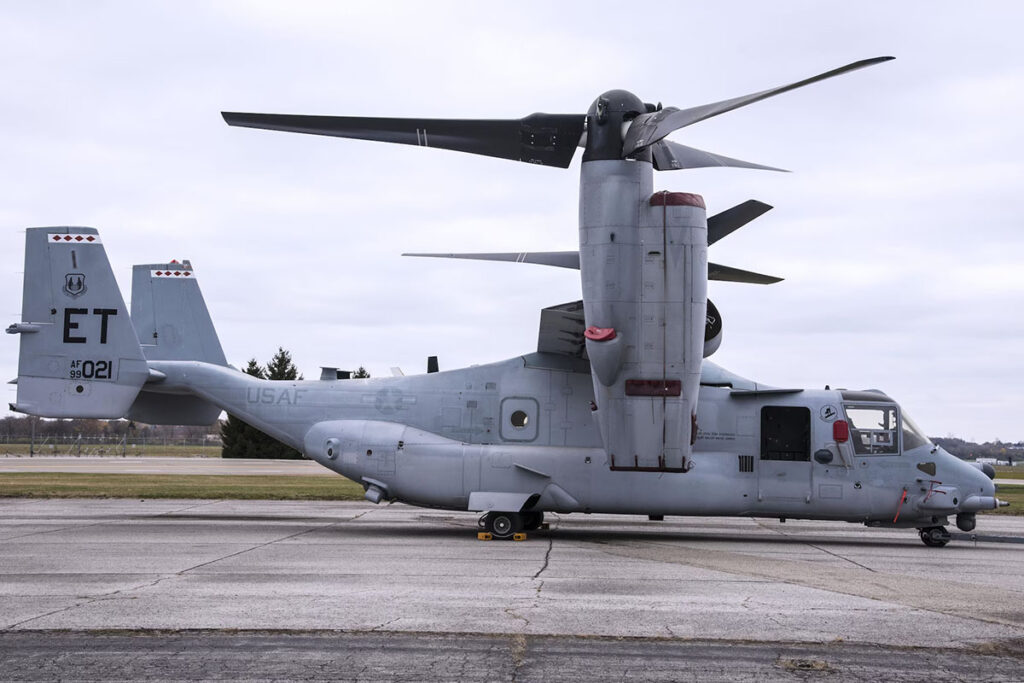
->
[521,511,544,531]
[481,511,523,540]
[919,526,951,548]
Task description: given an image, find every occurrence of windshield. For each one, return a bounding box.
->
[842,403,933,454]
[844,404,899,455]
[901,412,932,451]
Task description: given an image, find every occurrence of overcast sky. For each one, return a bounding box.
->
[1,1,1021,442]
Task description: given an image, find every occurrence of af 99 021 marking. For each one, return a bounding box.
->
[69,359,113,380]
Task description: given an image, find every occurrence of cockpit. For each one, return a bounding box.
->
[841,395,932,455]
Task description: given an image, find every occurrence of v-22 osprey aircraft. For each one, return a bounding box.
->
[8,56,1007,547]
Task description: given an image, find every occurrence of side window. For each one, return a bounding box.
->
[499,397,539,442]
[760,406,810,461]
[844,405,899,455]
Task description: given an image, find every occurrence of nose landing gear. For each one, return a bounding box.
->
[919,525,951,547]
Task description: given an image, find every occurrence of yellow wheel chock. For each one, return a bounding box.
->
[476,531,528,541]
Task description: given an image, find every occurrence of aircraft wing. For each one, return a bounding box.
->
[537,300,587,359]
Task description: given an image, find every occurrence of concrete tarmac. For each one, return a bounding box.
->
[1,499,1023,680]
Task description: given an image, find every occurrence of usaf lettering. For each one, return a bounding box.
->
[62,308,118,344]
[246,388,307,405]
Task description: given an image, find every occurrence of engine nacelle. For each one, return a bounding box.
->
[704,299,723,358]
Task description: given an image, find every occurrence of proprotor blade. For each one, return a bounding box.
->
[222,112,585,168]
[651,140,788,173]
[708,262,783,285]
[623,56,895,155]
[403,251,580,269]
[708,200,773,245]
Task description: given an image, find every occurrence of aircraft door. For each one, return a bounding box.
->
[757,406,813,503]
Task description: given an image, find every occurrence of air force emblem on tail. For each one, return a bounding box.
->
[63,273,87,298]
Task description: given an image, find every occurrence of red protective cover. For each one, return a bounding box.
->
[649,191,706,209]
[584,326,617,342]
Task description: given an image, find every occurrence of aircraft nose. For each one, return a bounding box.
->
[971,461,997,480]
[973,464,997,497]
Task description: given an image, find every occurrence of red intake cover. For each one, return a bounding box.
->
[649,192,706,209]
[584,326,617,342]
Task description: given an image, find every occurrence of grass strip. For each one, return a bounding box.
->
[986,483,1024,515]
[994,467,1024,480]
[1,445,222,458]
[0,472,364,500]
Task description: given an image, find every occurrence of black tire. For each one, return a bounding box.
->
[521,511,544,531]
[919,526,950,548]
[486,511,522,540]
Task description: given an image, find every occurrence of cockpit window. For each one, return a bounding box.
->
[901,412,932,451]
[844,404,899,455]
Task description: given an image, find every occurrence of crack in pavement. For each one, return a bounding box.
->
[370,617,401,632]
[154,500,225,516]
[0,518,113,542]
[508,632,528,683]
[805,542,878,572]
[593,539,1024,631]
[532,537,553,580]
[4,514,359,630]
[2,499,226,542]
[755,519,879,573]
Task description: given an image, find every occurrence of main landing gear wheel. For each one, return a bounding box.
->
[483,511,522,540]
[919,526,951,548]
[521,511,544,531]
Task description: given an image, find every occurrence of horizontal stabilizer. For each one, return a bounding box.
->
[708,200,773,245]
[708,262,782,285]
[537,300,587,359]
[404,251,580,269]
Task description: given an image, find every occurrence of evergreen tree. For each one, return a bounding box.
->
[220,355,304,460]
[353,366,370,378]
[266,347,303,381]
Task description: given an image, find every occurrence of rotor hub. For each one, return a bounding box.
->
[584,90,651,163]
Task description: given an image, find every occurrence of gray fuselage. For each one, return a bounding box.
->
[147,353,996,528]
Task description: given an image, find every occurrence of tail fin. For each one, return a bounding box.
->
[7,227,148,418]
[130,261,227,365]
[125,260,226,425]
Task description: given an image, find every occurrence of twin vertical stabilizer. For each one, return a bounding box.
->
[7,228,149,418]
[7,228,226,424]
